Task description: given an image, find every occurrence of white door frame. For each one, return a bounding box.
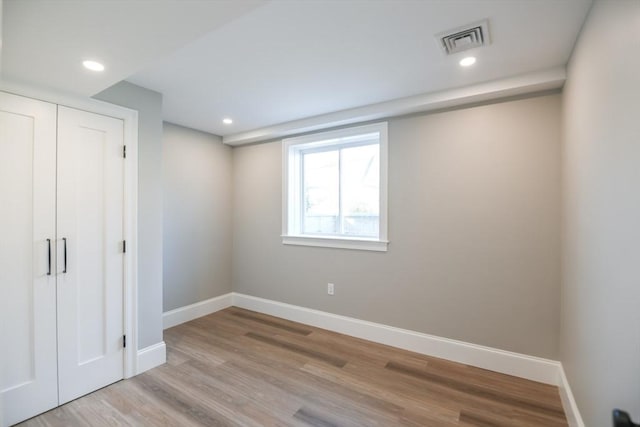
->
[0,83,140,378]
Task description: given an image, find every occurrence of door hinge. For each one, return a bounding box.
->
[123,335,126,348]
[123,145,127,158]
[123,240,126,253]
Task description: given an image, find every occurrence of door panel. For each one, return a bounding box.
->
[56,106,125,404]
[0,92,58,426]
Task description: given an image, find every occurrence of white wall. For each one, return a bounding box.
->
[163,122,233,311]
[1,0,4,74]
[233,94,562,359]
[561,1,640,425]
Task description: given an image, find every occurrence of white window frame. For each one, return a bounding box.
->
[282,122,388,252]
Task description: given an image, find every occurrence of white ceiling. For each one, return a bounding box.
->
[2,0,592,141]
[128,0,592,138]
[1,0,265,97]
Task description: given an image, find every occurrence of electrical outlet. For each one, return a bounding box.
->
[327,283,335,295]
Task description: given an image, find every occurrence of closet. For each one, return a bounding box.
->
[1,92,127,426]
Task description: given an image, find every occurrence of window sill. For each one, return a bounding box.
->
[282,235,388,252]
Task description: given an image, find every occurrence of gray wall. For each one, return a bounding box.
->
[162,122,233,311]
[233,94,562,359]
[560,1,640,425]
[95,82,164,350]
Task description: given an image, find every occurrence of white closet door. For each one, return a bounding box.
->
[0,93,58,426]
[56,106,125,404]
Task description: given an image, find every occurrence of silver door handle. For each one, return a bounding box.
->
[46,239,51,275]
[62,237,67,273]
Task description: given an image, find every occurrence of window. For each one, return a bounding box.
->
[282,122,388,251]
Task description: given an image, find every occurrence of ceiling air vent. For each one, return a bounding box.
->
[436,20,491,55]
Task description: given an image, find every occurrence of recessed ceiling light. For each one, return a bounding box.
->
[83,60,105,72]
[223,118,233,125]
[459,56,476,67]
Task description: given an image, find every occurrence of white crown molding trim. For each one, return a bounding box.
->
[231,293,561,385]
[558,365,585,427]
[163,293,233,330]
[223,67,566,146]
[136,341,166,375]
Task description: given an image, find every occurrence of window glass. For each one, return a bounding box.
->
[341,144,379,237]
[302,150,339,234]
[282,122,388,251]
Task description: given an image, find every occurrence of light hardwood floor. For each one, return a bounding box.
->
[19,307,568,426]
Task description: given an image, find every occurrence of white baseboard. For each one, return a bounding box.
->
[163,293,233,329]
[232,293,560,385]
[137,341,166,374]
[558,365,585,427]
[159,292,583,423]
